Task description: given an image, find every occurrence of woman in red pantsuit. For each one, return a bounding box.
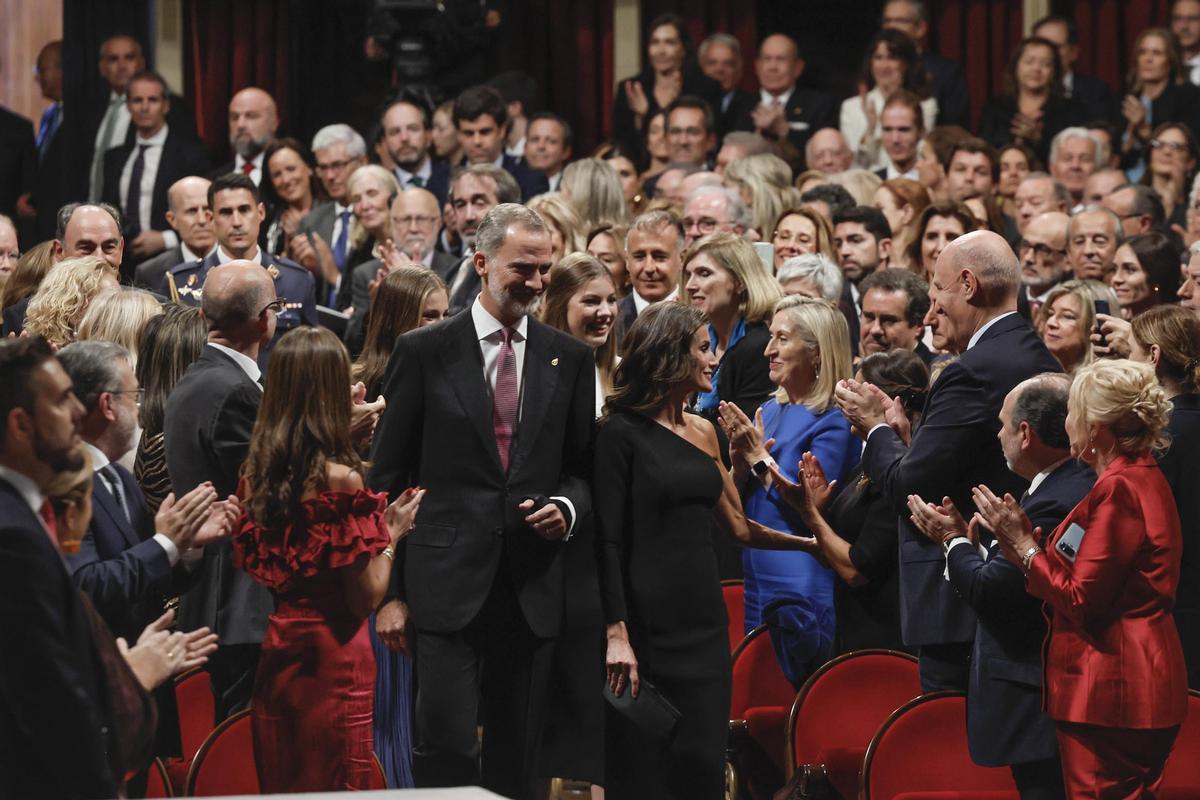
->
[978,359,1188,799]
[232,326,423,792]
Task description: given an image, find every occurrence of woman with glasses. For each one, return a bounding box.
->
[1121,28,1200,175]
[1112,231,1181,319]
[770,207,836,272]
[1139,122,1198,226]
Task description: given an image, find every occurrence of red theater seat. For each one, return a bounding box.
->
[721,580,744,652]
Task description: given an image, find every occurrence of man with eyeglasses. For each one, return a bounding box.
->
[0,215,19,293]
[1019,211,1071,315]
[681,185,749,248]
[1173,0,1200,86]
[162,173,316,363]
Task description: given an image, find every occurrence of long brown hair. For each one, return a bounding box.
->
[605,302,705,417]
[352,267,447,397]
[1131,304,1200,393]
[540,253,618,395]
[242,326,362,526]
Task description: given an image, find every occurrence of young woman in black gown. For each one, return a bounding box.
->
[596,302,817,800]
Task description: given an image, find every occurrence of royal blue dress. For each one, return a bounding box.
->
[742,399,859,644]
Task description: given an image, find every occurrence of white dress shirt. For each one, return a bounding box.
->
[631,287,677,315]
[120,124,170,236]
[547,171,562,192]
[1187,53,1200,87]
[216,244,262,265]
[85,442,180,566]
[234,152,265,186]
[207,341,263,387]
[760,87,795,109]
[395,158,433,190]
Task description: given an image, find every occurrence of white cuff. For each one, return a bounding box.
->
[161,230,179,250]
[153,533,180,566]
[867,423,891,440]
[942,536,970,581]
[549,495,576,540]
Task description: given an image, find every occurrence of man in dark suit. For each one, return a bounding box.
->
[454,85,548,201]
[31,40,75,243]
[857,267,933,366]
[444,164,522,314]
[101,71,210,277]
[135,176,215,290]
[383,96,452,207]
[750,34,836,170]
[837,230,1063,691]
[699,33,758,137]
[882,0,971,130]
[208,88,278,187]
[0,106,35,230]
[162,173,316,363]
[834,206,894,354]
[369,204,594,798]
[616,209,684,346]
[910,374,1093,797]
[165,261,276,721]
[0,336,117,798]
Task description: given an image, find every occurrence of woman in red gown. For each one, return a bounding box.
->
[232,326,423,792]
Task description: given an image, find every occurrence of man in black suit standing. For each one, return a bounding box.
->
[836,230,1062,691]
[102,71,210,276]
[0,102,36,234]
[369,204,594,798]
[750,33,836,170]
[135,176,216,290]
[165,260,276,721]
[454,85,548,201]
[910,373,1093,797]
[0,336,117,798]
[30,40,69,243]
[699,33,758,137]
[882,0,971,130]
[383,95,452,207]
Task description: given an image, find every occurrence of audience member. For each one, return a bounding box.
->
[1103,183,1166,236]
[1048,127,1101,205]
[980,36,1083,162]
[342,164,400,288]
[353,268,448,402]
[682,185,750,247]
[776,253,843,301]
[873,177,929,270]
[1112,231,1181,317]
[858,267,932,364]
[642,110,672,178]
[1038,279,1118,373]
[617,209,684,337]
[1014,172,1070,234]
[383,96,451,206]
[723,153,792,239]
[1174,0,1200,86]
[1018,210,1071,311]
[832,206,893,338]
[586,223,631,296]
[78,287,162,368]
[526,193,585,263]
[487,70,538,160]
[525,112,572,191]
[431,100,464,168]
[699,33,757,136]
[827,168,884,207]
[261,138,321,258]
[24,256,119,348]
[804,128,855,175]
[1141,122,1198,224]
[876,91,925,180]
[1033,15,1117,122]
[982,359,1186,799]
[800,182,856,226]
[944,138,996,203]
[560,158,628,230]
[751,34,836,168]
[214,87,278,186]
[444,163,521,312]
[1120,28,1200,174]
[26,40,61,240]
[1083,167,1127,205]
[1067,204,1123,281]
[1,241,55,334]
[882,0,971,129]
[595,142,644,213]
[913,124,969,203]
[715,131,772,175]
[771,206,836,271]
[89,34,146,201]
[0,216,19,293]
[54,201,126,271]
[906,201,977,280]
[1180,240,1200,314]
[135,176,215,290]
[996,143,1040,218]
[455,85,549,200]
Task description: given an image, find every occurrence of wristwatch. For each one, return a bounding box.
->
[1020,544,1042,571]
[751,458,771,478]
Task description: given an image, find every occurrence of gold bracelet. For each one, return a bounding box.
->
[381,546,395,561]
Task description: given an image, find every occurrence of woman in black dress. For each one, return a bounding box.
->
[979,36,1083,163]
[596,303,816,799]
[765,349,928,655]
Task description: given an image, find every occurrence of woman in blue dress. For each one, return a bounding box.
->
[719,295,858,662]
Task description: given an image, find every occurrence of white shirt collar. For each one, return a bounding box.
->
[1026,456,1070,498]
[84,442,111,472]
[0,464,44,516]
[109,90,125,104]
[471,295,528,343]
[134,124,169,147]
[207,342,262,385]
[216,245,262,265]
[395,157,432,185]
[967,311,1017,351]
[632,288,676,314]
[885,162,920,181]
[181,242,215,263]
[491,152,506,169]
[760,86,794,108]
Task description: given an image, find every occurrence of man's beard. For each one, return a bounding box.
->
[231,133,269,160]
[33,427,82,473]
[486,272,540,319]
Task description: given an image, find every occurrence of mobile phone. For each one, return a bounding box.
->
[1093,299,1110,350]
[753,242,775,274]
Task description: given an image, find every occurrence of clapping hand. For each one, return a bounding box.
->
[624,80,650,118]
[906,494,972,545]
[192,495,241,548]
[971,484,1040,564]
[716,402,774,469]
[120,609,219,690]
[155,483,218,551]
[834,379,889,439]
[799,451,837,512]
[350,381,385,443]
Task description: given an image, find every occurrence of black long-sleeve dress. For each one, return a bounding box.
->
[595,410,730,800]
[1158,393,1200,687]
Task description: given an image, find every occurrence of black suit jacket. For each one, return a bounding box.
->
[979,94,1086,163]
[368,310,595,637]
[101,129,211,240]
[400,160,451,208]
[1,296,29,337]
[1068,72,1116,126]
[0,106,36,221]
[1159,393,1200,687]
[615,293,638,351]
[164,346,272,644]
[720,88,759,136]
[778,87,837,169]
[501,154,550,201]
[863,313,1063,647]
[947,458,1094,767]
[0,478,117,798]
[920,51,971,130]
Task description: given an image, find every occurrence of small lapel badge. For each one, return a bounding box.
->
[550,357,559,366]
[186,274,197,287]
[266,265,280,280]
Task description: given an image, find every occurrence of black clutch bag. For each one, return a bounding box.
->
[602,678,683,743]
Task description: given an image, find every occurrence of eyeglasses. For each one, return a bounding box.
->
[315,158,356,174]
[682,216,723,234]
[1017,240,1067,260]
[395,214,439,228]
[0,250,19,263]
[109,388,144,408]
[1151,139,1190,154]
[259,298,289,316]
[667,126,705,138]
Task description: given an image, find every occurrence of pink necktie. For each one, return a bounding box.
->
[492,327,518,473]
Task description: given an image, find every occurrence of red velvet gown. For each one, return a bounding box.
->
[232,489,390,792]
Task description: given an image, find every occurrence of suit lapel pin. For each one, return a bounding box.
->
[551,357,559,366]
[266,265,280,280]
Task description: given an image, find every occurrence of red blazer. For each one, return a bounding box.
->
[1026,453,1188,729]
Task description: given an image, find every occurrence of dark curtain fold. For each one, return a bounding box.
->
[1069,0,1170,98]
[925,0,1025,131]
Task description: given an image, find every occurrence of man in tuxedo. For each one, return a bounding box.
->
[805,128,854,175]
[292,124,369,305]
[751,33,836,170]
[836,230,1062,691]
[58,340,232,757]
[882,0,971,130]
[454,85,548,201]
[857,268,933,365]
[911,373,1092,797]
[1067,205,1122,282]
[383,96,451,206]
[101,70,211,274]
[210,88,278,186]
[1049,128,1103,207]
[0,336,117,798]
[135,176,216,290]
[162,173,316,362]
[444,164,521,314]
[699,33,758,136]
[616,209,684,343]
[369,203,594,798]
[1034,16,1116,124]
[165,260,277,720]
[524,112,572,192]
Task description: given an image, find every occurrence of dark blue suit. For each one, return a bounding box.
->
[396,160,452,209]
[947,459,1094,793]
[863,312,1062,689]
[501,154,549,201]
[0,477,117,797]
[161,249,318,364]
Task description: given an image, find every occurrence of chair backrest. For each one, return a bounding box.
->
[730,623,796,719]
[370,753,388,789]
[185,709,258,797]
[143,757,173,798]
[861,691,1017,799]
[722,580,745,651]
[788,649,921,771]
[1161,689,1200,792]
[173,667,215,760]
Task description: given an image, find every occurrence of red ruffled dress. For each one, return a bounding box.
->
[232,489,390,792]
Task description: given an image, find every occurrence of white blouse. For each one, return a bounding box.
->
[839,87,939,172]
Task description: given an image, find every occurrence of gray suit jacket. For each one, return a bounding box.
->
[135,246,185,290]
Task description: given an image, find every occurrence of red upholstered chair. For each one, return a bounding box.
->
[369,753,388,789]
[185,709,258,797]
[165,667,215,792]
[721,580,745,652]
[729,623,797,798]
[142,757,173,798]
[1160,689,1200,800]
[861,691,1018,800]
[786,648,921,798]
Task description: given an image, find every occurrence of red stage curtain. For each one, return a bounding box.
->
[1071,0,1171,97]
[925,0,1025,131]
